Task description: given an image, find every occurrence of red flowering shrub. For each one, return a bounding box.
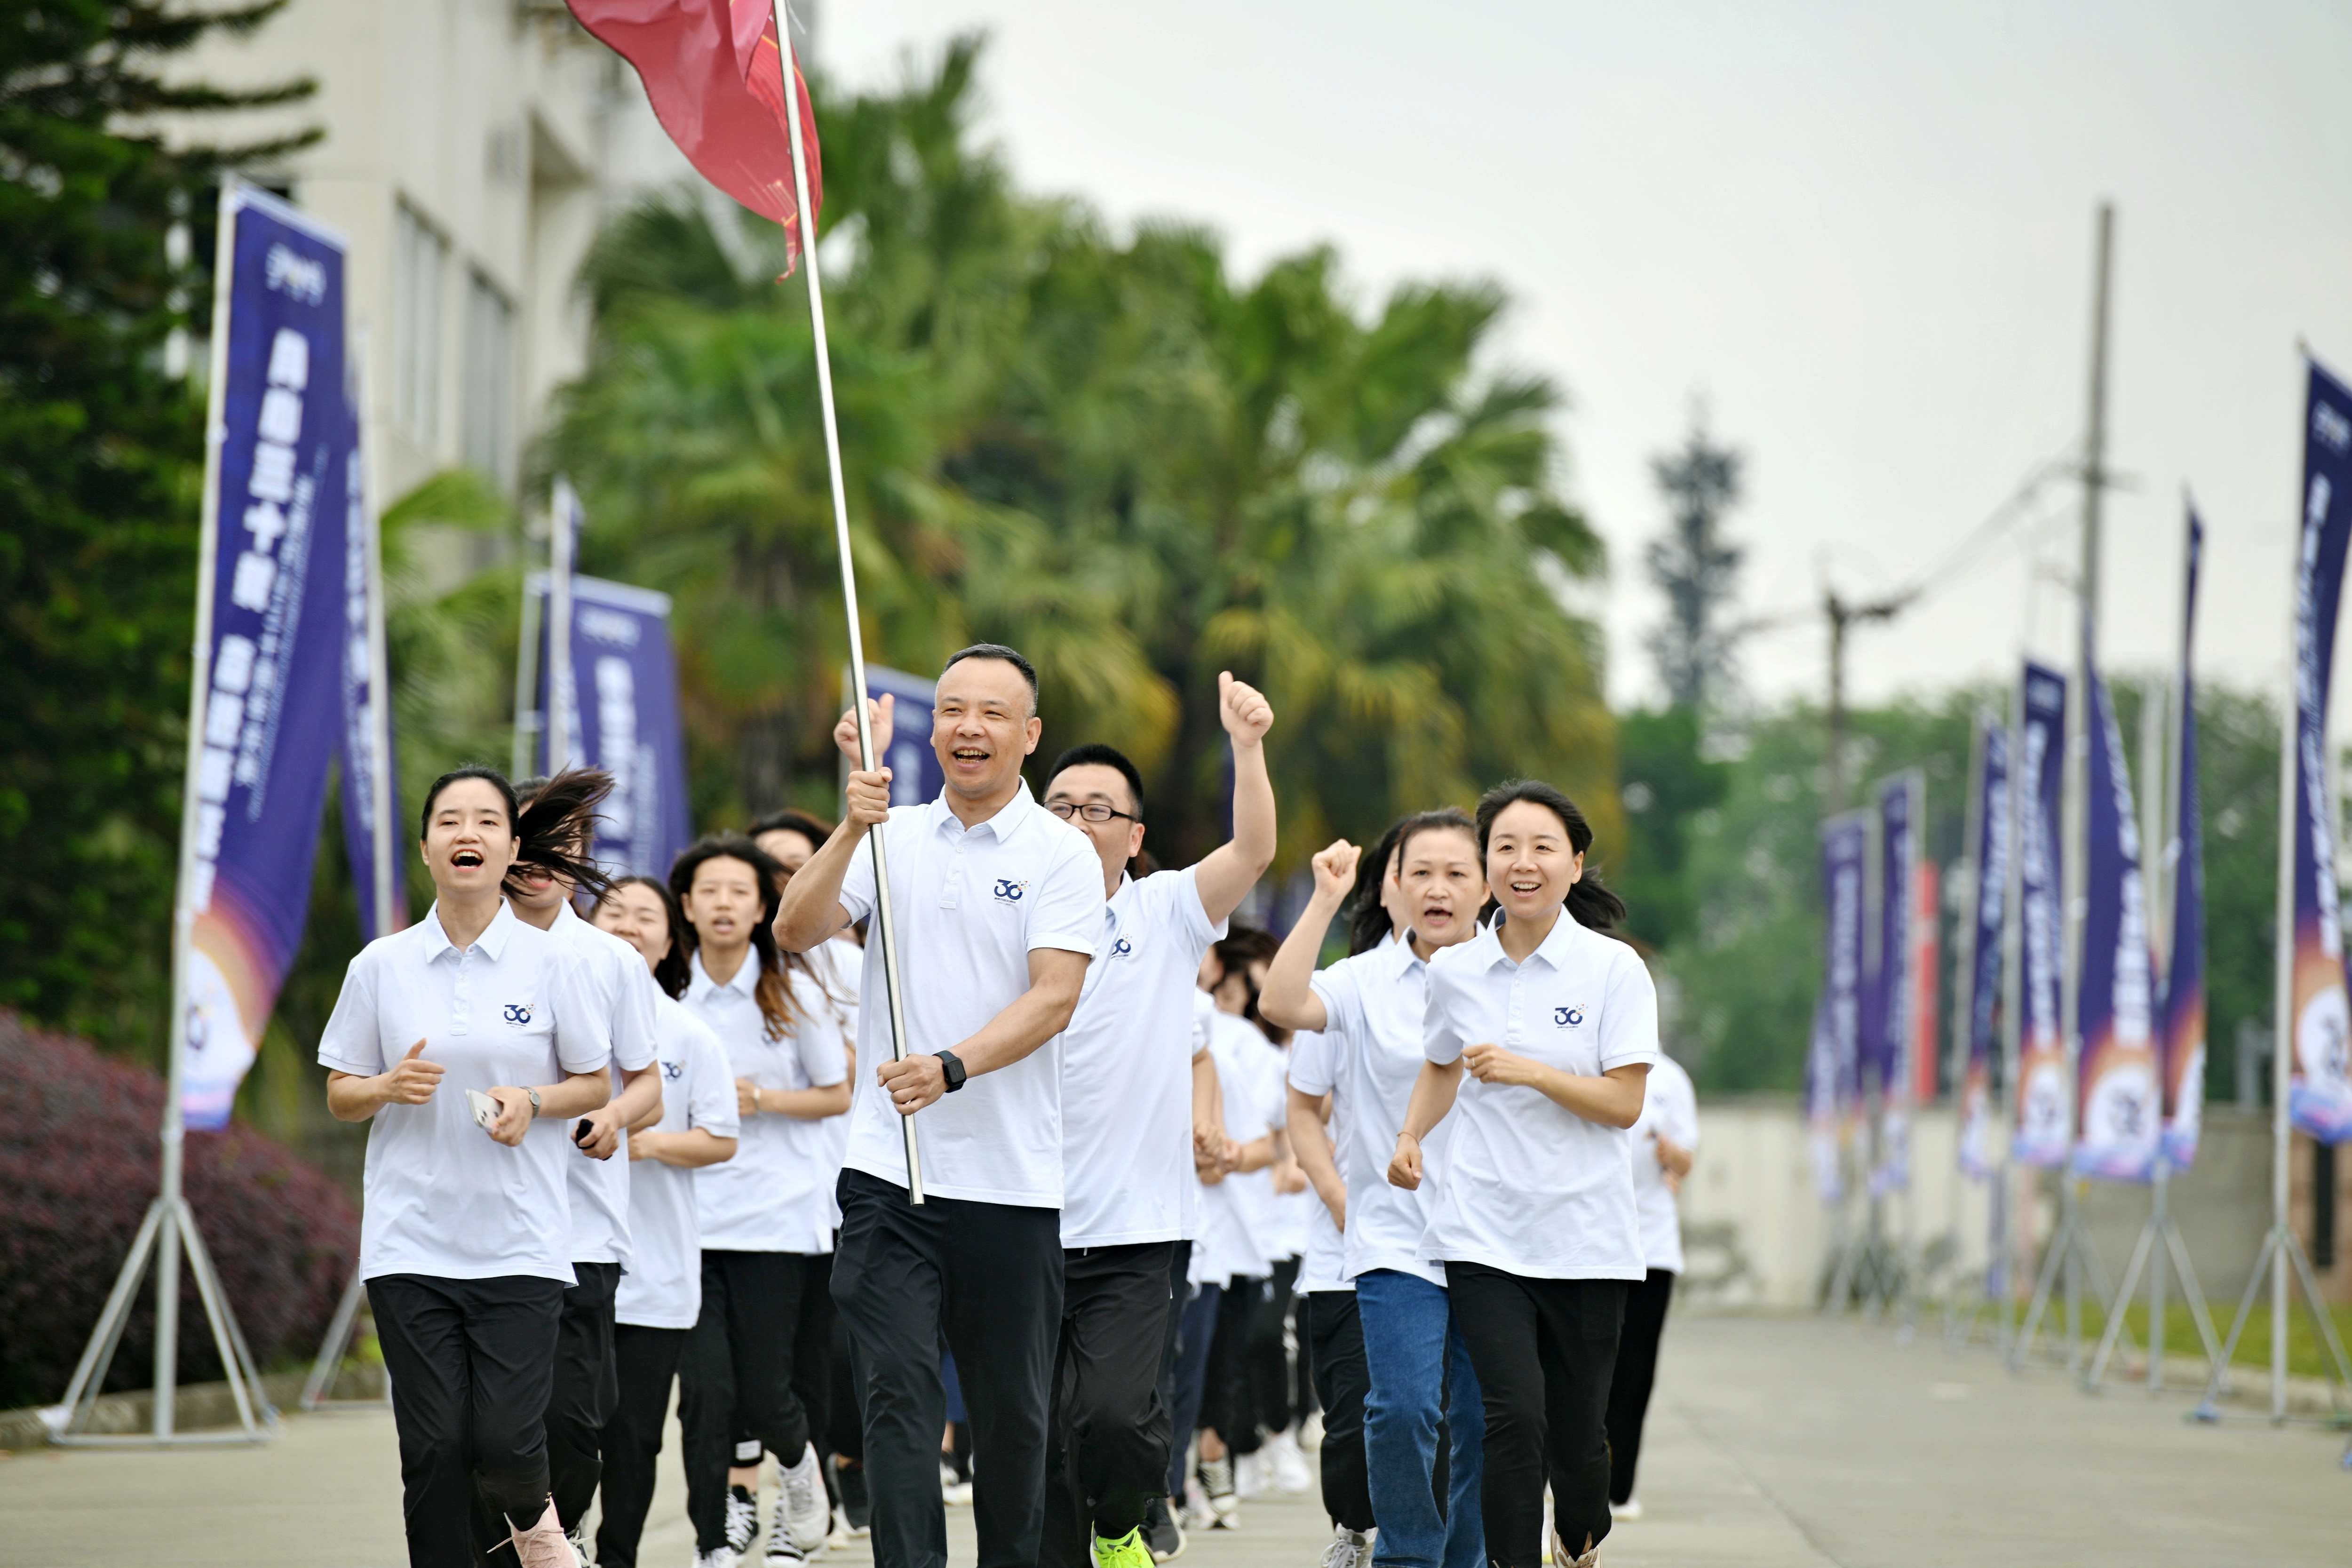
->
[0,1011,358,1408]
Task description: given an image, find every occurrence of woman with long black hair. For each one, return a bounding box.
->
[1261,810,1490,1568]
[1388,780,1655,1568]
[589,875,741,1568]
[672,834,850,1568]
[317,765,614,1568]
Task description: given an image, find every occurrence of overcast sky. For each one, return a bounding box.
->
[817,0,2352,716]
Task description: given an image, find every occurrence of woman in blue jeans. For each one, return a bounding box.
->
[1263,811,1489,1568]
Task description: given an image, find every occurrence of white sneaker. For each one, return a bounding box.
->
[1196,1455,1238,1525]
[1297,1410,1325,1452]
[1178,1478,1216,1534]
[724,1486,760,1558]
[1264,1429,1312,1495]
[1609,1497,1642,1523]
[778,1443,832,1552]
[1232,1449,1266,1499]
[694,1551,739,1568]
[1317,1526,1374,1568]
[1551,1528,1599,1568]
[939,1461,974,1507]
[566,1525,596,1567]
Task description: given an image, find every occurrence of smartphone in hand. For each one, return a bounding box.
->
[573,1119,597,1148]
[465,1089,500,1131]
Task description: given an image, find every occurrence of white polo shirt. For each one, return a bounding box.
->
[686,951,849,1253]
[616,995,740,1329]
[1420,915,1660,1281]
[1285,1029,1351,1295]
[836,785,1104,1207]
[1060,866,1226,1250]
[1630,1052,1699,1275]
[550,900,662,1268]
[318,901,612,1286]
[1310,934,1452,1288]
[806,935,862,1232]
[1190,1008,1277,1288]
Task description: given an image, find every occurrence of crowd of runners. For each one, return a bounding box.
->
[318,642,1699,1568]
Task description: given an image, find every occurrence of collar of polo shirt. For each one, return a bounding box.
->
[1378,927,1427,975]
[1479,909,1580,972]
[926,779,1041,840]
[424,899,517,962]
[689,948,760,998]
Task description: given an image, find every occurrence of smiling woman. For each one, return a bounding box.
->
[315,764,618,1567]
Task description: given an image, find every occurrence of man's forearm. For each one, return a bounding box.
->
[951,972,1086,1077]
[775,821,865,951]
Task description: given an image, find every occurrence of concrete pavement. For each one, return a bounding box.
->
[1,1315,2342,1567]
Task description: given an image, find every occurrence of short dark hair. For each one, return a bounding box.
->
[942,643,1039,712]
[748,806,834,847]
[1046,743,1144,818]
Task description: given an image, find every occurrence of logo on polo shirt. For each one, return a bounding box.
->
[1111,937,1135,959]
[503,1003,534,1026]
[992,878,1029,904]
[663,1059,684,1080]
[1553,1005,1584,1028]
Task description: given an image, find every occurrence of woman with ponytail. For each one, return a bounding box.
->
[1385,780,1652,1568]
[317,765,614,1568]
[670,835,850,1568]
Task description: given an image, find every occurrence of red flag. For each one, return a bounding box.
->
[566,0,822,271]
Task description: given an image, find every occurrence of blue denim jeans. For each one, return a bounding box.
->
[1353,1269,1485,1568]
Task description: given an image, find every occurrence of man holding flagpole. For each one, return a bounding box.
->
[776,644,1105,1568]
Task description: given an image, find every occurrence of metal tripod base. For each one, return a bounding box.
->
[45,1197,275,1446]
[299,1266,387,1411]
[2082,1213,2225,1393]
[2007,1192,2130,1376]
[2193,1223,2352,1427]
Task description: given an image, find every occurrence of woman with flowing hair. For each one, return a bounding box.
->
[671,834,851,1568]
[1388,780,1653,1568]
[317,764,614,1568]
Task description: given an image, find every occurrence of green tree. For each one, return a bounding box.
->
[0,2,313,1055]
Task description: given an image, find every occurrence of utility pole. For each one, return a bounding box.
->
[1824,586,1918,811]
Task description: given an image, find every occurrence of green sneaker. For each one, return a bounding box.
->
[1093,1526,1156,1568]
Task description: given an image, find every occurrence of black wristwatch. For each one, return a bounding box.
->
[935,1050,969,1093]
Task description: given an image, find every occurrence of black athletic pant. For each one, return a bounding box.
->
[681,1250,823,1552]
[1446,1265,1626,1568]
[791,1250,837,1464]
[1199,1274,1265,1456]
[1605,1268,1676,1506]
[1302,1290,1374,1532]
[1043,1241,1180,1565]
[548,1261,622,1533]
[368,1273,565,1568]
[831,1169,1064,1568]
[595,1323,687,1568]
[1243,1256,1300,1437]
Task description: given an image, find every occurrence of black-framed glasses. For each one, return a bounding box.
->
[1046,801,1142,826]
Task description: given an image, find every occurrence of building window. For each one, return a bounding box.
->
[392,200,447,445]
[462,270,516,488]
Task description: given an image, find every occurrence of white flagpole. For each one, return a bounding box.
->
[775,1,923,1201]
[548,478,578,775]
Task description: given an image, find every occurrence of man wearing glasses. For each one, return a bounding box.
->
[1039,672,1277,1568]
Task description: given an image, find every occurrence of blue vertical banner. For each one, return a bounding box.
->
[1959,716,2010,1179]
[858,665,947,807]
[1812,813,1869,1204]
[531,573,693,879]
[336,353,404,942]
[180,186,353,1130]
[2014,661,2071,1167]
[2160,509,2208,1168]
[1872,774,1918,1194]
[2288,360,2352,1144]
[2074,623,2160,1181]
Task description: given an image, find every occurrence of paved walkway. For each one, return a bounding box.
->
[1,1316,2342,1567]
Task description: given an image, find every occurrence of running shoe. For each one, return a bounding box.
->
[763,1536,807,1568]
[565,1524,595,1567]
[1263,1429,1313,1495]
[724,1485,760,1558]
[1195,1456,1239,1528]
[1232,1449,1265,1499]
[939,1460,974,1507]
[1316,1527,1375,1568]
[1297,1410,1325,1452]
[1551,1529,1599,1568]
[509,1501,576,1568]
[1091,1525,1156,1568]
[838,1463,871,1537]
[1608,1497,1642,1522]
[1177,1477,1216,1535]
[1141,1495,1186,1563]
[778,1443,832,1552]
[693,1551,739,1568]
